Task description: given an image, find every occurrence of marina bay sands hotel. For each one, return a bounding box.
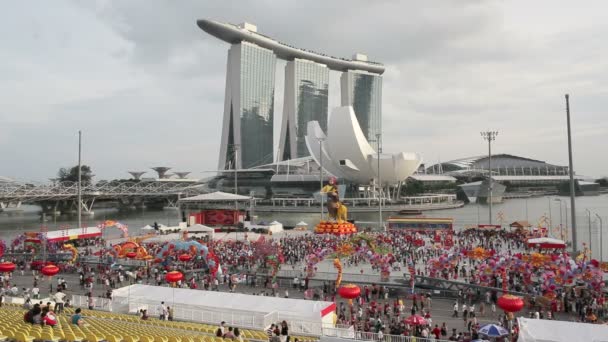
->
[197,20,385,170]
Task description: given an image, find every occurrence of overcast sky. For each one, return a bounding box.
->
[2,0,607,182]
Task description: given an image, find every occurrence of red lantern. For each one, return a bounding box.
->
[178,254,192,262]
[165,271,183,283]
[338,284,361,300]
[126,252,137,259]
[0,262,16,273]
[41,264,60,277]
[497,294,524,313]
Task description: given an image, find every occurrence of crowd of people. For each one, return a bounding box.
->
[1,225,606,342]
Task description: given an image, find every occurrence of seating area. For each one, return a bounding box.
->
[0,304,319,342]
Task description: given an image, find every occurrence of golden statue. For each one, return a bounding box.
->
[321,177,348,223]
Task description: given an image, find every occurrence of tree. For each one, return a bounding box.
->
[57,165,94,185]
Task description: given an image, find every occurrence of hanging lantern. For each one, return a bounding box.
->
[0,262,16,273]
[126,251,137,259]
[179,254,192,262]
[497,294,524,313]
[338,284,361,302]
[41,264,60,277]
[165,271,184,283]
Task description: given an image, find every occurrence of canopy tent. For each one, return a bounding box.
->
[295,221,308,227]
[184,224,215,238]
[527,237,566,249]
[517,317,608,342]
[112,284,335,333]
[179,191,251,202]
[140,225,154,231]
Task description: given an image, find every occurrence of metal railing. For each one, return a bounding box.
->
[322,327,451,342]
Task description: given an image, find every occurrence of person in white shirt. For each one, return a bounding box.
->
[32,287,40,299]
[53,289,66,313]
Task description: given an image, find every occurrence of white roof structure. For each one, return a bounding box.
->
[112,284,335,332]
[186,224,215,233]
[517,317,608,342]
[410,174,457,182]
[305,106,422,184]
[179,191,251,202]
[296,221,308,226]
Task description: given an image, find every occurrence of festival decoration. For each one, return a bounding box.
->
[41,264,60,277]
[314,221,357,235]
[154,240,221,276]
[497,294,524,313]
[165,271,184,284]
[126,252,137,259]
[178,254,192,262]
[466,247,494,260]
[404,314,427,326]
[338,284,361,302]
[98,220,129,238]
[333,258,343,288]
[62,244,78,263]
[0,262,16,273]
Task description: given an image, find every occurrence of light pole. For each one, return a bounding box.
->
[548,197,552,230]
[233,144,239,195]
[376,133,383,231]
[77,130,82,229]
[585,209,592,255]
[481,131,498,224]
[565,94,578,253]
[318,137,325,221]
[555,198,563,240]
[596,214,603,263]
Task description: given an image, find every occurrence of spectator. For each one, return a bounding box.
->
[71,308,84,326]
[224,327,235,339]
[234,328,243,342]
[140,309,149,320]
[168,306,174,321]
[280,320,289,342]
[42,307,58,326]
[53,289,66,314]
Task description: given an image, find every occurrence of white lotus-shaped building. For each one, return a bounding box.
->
[305,106,422,185]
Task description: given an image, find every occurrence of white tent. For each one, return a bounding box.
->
[185,224,215,238]
[179,191,251,202]
[112,284,335,333]
[517,317,608,342]
[296,221,308,227]
[140,225,154,231]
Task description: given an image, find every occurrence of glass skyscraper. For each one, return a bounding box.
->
[340,71,383,151]
[218,42,277,170]
[279,59,329,160]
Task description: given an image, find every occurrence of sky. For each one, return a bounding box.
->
[1,0,607,183]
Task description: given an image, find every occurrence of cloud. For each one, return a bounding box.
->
[1,0,607,181]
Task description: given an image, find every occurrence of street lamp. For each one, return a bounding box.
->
[554,198,564,240]
[585,209,592,254]
[481,130,498,224]
[596,214,603,263]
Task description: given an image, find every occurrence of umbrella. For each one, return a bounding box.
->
[478,323,509,337]
[404,314,427,326]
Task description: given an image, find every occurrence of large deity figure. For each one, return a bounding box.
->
[321,177,348,223]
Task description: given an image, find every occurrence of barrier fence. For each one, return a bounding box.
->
[321,327,452,342]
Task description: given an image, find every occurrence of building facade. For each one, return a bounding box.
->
[198,20,385,169]
[341,71,383,151]
[218,42,277,170]
[279,59,329,161]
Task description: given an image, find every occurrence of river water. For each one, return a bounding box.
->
[1,195,607,258]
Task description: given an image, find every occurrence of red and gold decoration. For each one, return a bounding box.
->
[0,261,16,273]
[165,271,184,284]
[314,221,357,235]
[333,258,343,288]
[467,247,493,260]
[126,251,137,259]
[178,253,192,262]
[497,294,524,314]
[41,264,59,277]
[338,284,361,304]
